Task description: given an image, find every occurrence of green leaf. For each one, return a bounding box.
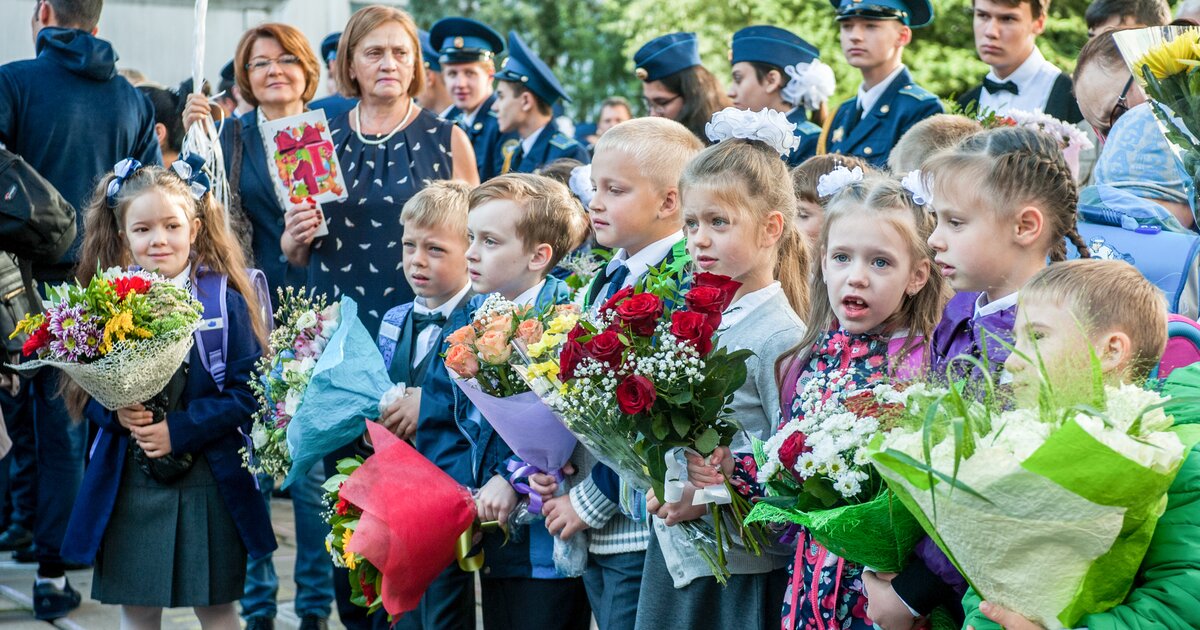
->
[335,457,363,476]
[880,448,991,503]
[652,415,669,441]
[695,427,720,454]
[671,413,691,438]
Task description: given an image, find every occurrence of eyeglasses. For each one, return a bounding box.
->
[1101,75,1135,137]
[245,55,302,73]
[642,94,682,115]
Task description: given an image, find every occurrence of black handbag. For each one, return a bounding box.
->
[132,364,194,483]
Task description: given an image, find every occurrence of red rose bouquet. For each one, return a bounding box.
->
[522,270,761,581]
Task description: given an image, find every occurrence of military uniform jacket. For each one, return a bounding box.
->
[505,121,591,174]
[823,67,943,168]
[787,108,822,167]
[446,92,514,181]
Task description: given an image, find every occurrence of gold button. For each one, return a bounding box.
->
[864,147,873,155]
[880,105,890,114]
[454,36,464,48]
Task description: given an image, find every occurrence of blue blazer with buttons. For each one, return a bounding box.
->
[219,110,309,309]
[787,108,822,167]
[822,67,944,168]
[446,92,516,182]
[508,121,591,174]
[61,288,277,565]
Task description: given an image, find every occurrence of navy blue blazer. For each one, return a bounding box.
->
[61,288,276,564]
[507,121,591,175]
[787,108,822,167]
[446,92,516,181]
[308,93,358,120]
[823,67,944,168]
[219,110,309,309]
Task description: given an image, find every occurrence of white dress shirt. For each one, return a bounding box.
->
[974,291,1019,319]
[410,283,471,367]
[512,279,547,308]
[978,46,1061,115]
[519,126,544,156]
[856,64,907,117]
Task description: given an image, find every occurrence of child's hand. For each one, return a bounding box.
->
[528,461,575,502]
[117,404,154,431]
[380,387,421,440]
[686,446,733,487]
[543,495,589,541]
[970,601,1045,630]
[645,486,708,526]
[863,572,918,630]
[284,201,324,246]
[476,474,518,524]
[130,421,173,459]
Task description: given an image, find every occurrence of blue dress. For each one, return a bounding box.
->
[308,107,455,334]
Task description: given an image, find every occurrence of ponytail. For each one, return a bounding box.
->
[775,222,809,316]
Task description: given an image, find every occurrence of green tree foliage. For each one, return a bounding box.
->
[411,0,1091,121]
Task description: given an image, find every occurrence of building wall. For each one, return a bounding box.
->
[0,0,381,93]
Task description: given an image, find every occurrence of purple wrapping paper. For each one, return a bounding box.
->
[451,379,578,472]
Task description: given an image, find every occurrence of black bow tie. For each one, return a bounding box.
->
[983,77,1019,95]
[412,311,446,330]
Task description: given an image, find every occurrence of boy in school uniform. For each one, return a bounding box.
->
[375,181,477,630]
[417,30,454,119]
[493,32,590,175]
[821,0,944,168]
[431,17,514,181]
[436,174,591,630]
[538,117,704,630]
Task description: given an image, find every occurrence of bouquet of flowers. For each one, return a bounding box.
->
[1114,26,1200,203]
[969,107,1093,180]
[558,250,608,300]
[324,422,483,620]
[245,291,395,488]
[869,372,1198,628]
[743,369,924,571]
[444,296,586,574]
[8,268,203,409]
[522,270,760,581]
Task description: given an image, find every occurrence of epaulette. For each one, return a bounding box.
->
[549,132,579,150]
[898,83,938,102]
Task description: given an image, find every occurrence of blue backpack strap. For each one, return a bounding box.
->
[192,270,230,390]
[376,303,413,369]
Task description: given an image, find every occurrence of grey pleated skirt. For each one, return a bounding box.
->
[92,445,247,607]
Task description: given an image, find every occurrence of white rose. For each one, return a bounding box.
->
[251,424,269,448]
[296,310,318,331]
[284,388,303,417]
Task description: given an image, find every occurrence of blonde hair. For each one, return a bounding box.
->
[401,179,470,242]
[69,166,268,418]
[1022,260,1167,381]
[680,139,809,314]
[468,174,588,269]
[887,114,983,174]
[924,126,1090,262]
[334,5,425,99]
[791,154,873,206]
[233,23,322,107]
[593,117,704,192]
[783,174,949,372]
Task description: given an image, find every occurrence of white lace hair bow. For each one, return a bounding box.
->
[781,60,836,111]
[568,164,594,209]
[815,165,864,198]
[901,170,932,208]
[705,107,800,157]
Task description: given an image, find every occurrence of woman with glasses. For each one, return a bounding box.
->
[632,32,731,143]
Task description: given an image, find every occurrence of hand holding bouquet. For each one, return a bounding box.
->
[8,268,203,409]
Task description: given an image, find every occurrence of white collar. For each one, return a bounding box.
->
[169,264,192,289]
[718,282,781,331]
[986,45,1049,84]
[608,232,682,280]
[856,64,906,116]
[521,126,545,155]
[974,291,1019,318]
[439,104,457,120]
[512,279,547,307]
[413,282,470,317]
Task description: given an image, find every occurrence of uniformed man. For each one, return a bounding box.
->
[416,30,454,118]
[430,17,513,181]
[492,32,590,174]
[821,0,944,168]
[308,31,358,119]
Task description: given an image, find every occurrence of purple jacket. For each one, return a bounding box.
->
[929,292,1017,382]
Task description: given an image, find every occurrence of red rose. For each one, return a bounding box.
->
[335,497,350,516]
[615,292,663,337]
[360,573,377,606]
[684,286,728,328]
[690,273,741,311]
[566,323,587,344]
[670,311,715,355]
[110,275,152,300]
[616,375,657,415]
[584,330,625,369]
[599,285,634,315]
[21,321,51,356]
[559,340,586,382]
[777,432,810,476]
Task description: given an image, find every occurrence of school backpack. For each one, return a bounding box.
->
[1155,314,1200,379]
[192,268,273,390]
[1070,185,1200,319]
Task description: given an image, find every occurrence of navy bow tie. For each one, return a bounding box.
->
[412,311,446,330]
[983,77,1019,95]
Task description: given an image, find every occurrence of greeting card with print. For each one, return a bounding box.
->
[260,110,348,205]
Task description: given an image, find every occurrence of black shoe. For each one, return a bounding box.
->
[244,617,275,630]
[32,577,81,621]
[298,615,328,630]
[0,524,32,552]
[12,545,37,563]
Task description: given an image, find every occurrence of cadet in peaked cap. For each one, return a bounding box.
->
[632,32,731,143]
[492,31,588,174]
[432,17,512,181]
[417,29,454,118]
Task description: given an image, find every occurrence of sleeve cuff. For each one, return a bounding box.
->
[569,475,618,529]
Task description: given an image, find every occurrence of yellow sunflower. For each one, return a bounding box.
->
[1136,31,1200,80]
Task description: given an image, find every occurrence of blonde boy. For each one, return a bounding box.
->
[887,114,984,174]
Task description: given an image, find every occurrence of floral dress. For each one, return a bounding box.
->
[729,328,894,630]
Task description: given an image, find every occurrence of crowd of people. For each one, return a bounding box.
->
[0,0,1198,628]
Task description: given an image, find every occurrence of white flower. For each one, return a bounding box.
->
[251,424,269,449]
[901,170,932,208]
[568,164,594,209]
[1104,384,1172,434]
[816,165,864,198]
[782,59,836,111]
[705,107,800,157]
[296,310,318,331]
[284,387,303,417]
[1003,108,1095,152]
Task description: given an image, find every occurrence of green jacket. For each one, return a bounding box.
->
[962,365,1200,630]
